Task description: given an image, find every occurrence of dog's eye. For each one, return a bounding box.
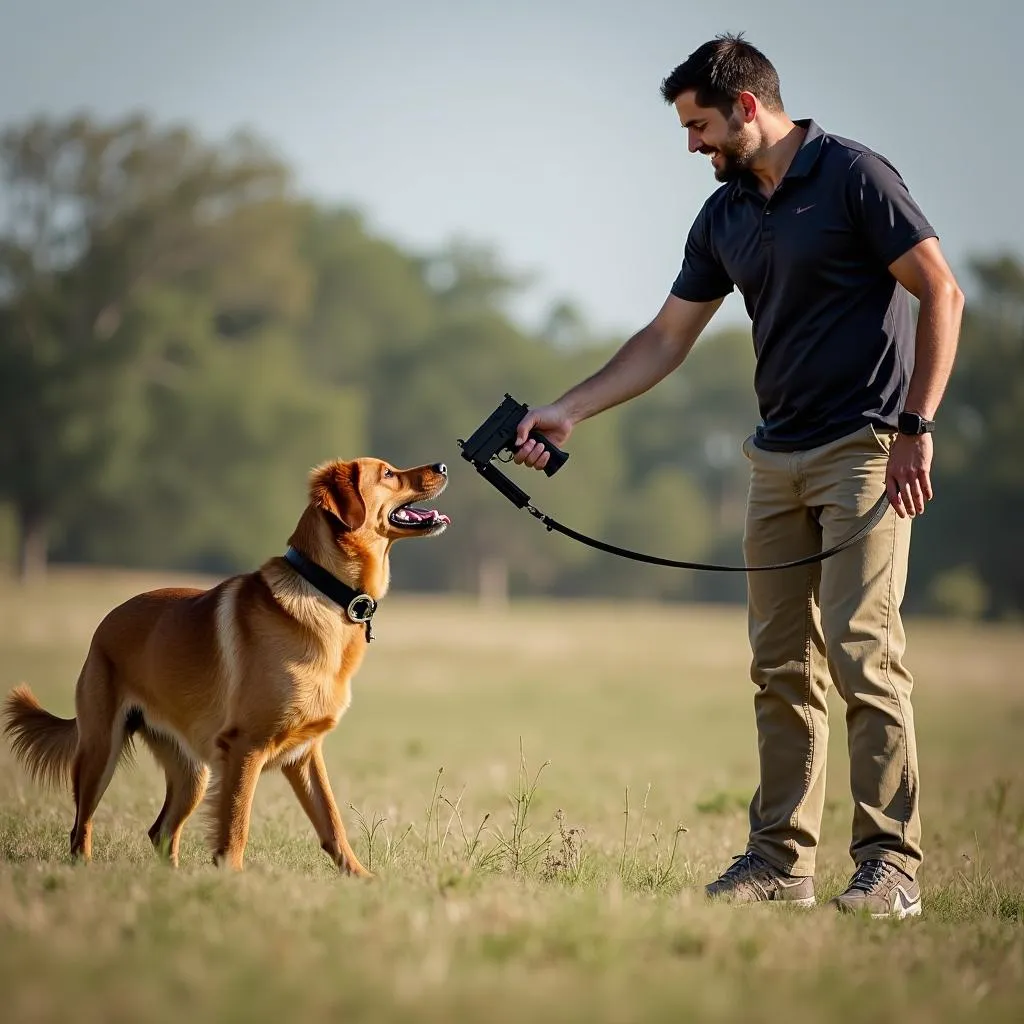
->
[383,468,394,479]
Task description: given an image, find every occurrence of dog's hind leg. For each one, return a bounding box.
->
[281,740,371,878]
[142,731,209,867]
[68,652,124,861]
[148,786,172,848]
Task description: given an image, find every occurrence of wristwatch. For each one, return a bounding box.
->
[898,411,935,436]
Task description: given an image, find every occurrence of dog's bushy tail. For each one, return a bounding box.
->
[3,685,78,791]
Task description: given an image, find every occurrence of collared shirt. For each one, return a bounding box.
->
[670,119,936,452]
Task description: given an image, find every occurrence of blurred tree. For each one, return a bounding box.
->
[562,465,715,601]
[296,205,436,386]
[54,290,364,571]
[0,114,306,578]
[541,299,590,350]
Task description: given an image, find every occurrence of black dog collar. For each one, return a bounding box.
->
[283,547,377,642]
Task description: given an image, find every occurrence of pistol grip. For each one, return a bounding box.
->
[526,429,569,477]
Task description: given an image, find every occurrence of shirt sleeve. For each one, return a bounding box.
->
[670,200,734,302]
[847,152,937,266]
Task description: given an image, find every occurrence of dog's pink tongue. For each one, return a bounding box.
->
[417,508,450,525]
[418,508,451,525]
[400,508,451,524]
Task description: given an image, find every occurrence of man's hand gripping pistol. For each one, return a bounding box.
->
[456,394,569,508]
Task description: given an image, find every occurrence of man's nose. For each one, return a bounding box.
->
[688,129,702,153]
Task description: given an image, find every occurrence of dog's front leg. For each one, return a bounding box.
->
[282,741,372,878]
[211,731,267,871]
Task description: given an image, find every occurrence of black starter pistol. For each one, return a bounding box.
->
[456,394,569,508]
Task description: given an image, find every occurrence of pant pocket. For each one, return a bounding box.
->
[868,423,897,455]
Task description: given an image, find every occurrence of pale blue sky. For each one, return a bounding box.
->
[1,0,1018,335]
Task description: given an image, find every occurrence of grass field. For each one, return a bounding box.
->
[1,568,1022,1023]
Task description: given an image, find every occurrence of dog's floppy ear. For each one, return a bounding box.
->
[310,460,366,531]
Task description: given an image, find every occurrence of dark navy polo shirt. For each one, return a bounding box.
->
[670,119,936,452]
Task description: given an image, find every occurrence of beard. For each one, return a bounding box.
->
[702,116,756,183]
[709,149,748,183]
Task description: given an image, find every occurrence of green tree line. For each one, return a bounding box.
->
[0,114,1019,618]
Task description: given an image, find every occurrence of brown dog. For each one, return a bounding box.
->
[3,457,449,873]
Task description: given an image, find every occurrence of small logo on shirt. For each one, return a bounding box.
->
[794,204,816,214]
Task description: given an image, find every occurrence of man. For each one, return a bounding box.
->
[513,33,963,918]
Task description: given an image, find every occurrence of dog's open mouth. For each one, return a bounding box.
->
[389,503,451,529]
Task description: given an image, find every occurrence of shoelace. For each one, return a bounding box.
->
[719,851,770,882]
[849,859,890,893]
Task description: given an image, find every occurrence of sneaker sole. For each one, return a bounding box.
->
[707,894,818,907]
[789,896,817,908]
[831,897,922,918]
[872,899,922,920]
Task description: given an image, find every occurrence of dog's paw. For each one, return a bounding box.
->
[212,849,245,871]
[344,861,374,880]
[322,839,373,878]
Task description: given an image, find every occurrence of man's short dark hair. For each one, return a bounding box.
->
[660,32,784,115]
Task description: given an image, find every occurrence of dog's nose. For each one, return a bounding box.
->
[433,463,447,476]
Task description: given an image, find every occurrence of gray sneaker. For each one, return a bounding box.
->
[705,851,816,906]
[829,859,922,919]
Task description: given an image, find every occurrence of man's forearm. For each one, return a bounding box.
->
[555,322,698,425]
[904,279,965,420]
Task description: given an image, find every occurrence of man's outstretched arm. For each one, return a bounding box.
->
[513,294,725,470]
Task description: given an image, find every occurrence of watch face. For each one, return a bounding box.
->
[899,413,933,434]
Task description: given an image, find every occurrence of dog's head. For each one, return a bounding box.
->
[308,458,450,543]
[279,458,448,613]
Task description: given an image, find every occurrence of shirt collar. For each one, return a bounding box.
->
[730,118,826,198]
[785,118,826,178]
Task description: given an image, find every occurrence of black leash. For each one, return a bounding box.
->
[469,460,891,573]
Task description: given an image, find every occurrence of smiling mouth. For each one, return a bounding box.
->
[389,503,451,529]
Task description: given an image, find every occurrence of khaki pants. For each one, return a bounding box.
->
[742,424,921,879]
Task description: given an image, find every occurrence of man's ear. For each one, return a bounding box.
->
[310,460,366,531]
